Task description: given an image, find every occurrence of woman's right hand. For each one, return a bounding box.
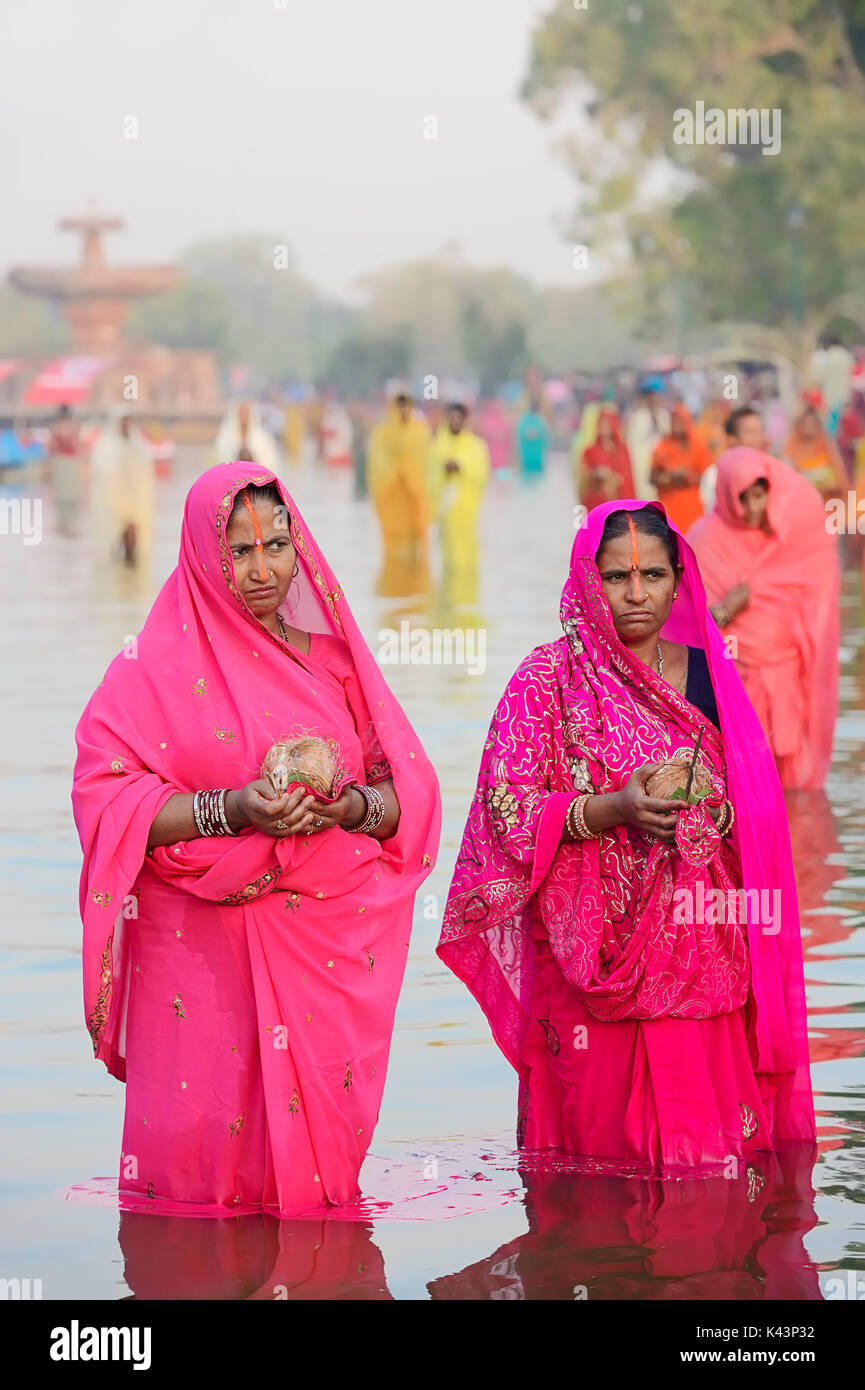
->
[228,781,317,837]
[614,763,685,844]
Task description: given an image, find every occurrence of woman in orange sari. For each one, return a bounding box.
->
[689,447,840,791]
[698,399,730,460]
[650,404,712,532]
[783,405,848,501]
[577,408,635,513]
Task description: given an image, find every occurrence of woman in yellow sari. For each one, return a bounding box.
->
[367,394,431,594]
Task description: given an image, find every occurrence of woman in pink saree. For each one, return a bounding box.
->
[73,462,440,1214]
[688,447,840,791]
[439,499,814,1172]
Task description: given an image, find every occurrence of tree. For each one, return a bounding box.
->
[174,236,353,381]
[320,329,411,397]
[0,287,68,357]
[523,0,865,371]
[127,279,232,356]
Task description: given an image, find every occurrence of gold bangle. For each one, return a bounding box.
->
[568,793,599,840]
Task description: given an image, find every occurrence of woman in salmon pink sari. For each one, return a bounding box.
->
[689,448,840,791]
[73,462,440,1215]
[438,500,814,1172]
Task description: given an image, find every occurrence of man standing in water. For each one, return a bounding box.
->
[429,402,490,604]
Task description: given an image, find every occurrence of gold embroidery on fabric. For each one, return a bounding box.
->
[568,756,593,792]
[746,1164,764,1202]
[86,933,114,1053]
[365,950,374,972]
[110,758,124,774]
[90,891,112,908]
[193,678,207,696]
[172,993,186,1020]
[489,784,520,828]
[739,1102,759,1140]
[284,892,300,913]
[343,1063,353,1091]
[218,866,282,905]
[214,727,236,742]
[229,1111,245,1139]
[288,1089,300,1116]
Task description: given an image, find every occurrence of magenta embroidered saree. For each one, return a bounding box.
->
[438,499,814,1172]
[73,462,440,1213]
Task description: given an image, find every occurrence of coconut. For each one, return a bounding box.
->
[261,736,337,799]
[645,757,715,802]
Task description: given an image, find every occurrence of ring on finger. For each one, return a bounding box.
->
[275,819,287,830]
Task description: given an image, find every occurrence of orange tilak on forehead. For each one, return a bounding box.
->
[626,515,641,569]
[242,492,269,581]
[626,515,644,598]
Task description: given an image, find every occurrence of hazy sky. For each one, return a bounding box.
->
[1,0,581,301]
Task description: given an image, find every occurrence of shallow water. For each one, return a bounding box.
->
[1,448,863,1300]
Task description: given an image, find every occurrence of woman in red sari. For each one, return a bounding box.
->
[439,500,813,1173]
[577,407,635,513]
[73,462,440,1215]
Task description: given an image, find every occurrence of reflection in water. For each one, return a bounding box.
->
[119,1211,392,1301]
[429,1147,820,1301]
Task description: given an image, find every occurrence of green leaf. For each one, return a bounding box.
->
[689,787,712,803]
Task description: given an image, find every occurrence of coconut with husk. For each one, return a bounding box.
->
[644,729,715,804]
[261,736,337,799]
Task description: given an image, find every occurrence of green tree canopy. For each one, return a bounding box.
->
[523,0,865,365]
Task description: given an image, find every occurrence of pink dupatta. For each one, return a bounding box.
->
[73,462,440,1209]
[438,499,814,1147]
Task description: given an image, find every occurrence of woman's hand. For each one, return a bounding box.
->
[724,581,749,617]
[299,786,366,834]
[614,763,686,844]
[228,781,319,838]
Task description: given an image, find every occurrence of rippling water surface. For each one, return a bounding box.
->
[1,448,863,1300]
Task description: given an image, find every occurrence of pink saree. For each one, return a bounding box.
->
[438,499,814,1173]
[73,462,440,1214]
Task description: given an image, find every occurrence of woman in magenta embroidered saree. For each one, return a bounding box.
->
[73,462,440,1214]
[438,500,814,1172]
